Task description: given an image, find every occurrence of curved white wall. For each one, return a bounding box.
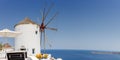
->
[15,24,40,55]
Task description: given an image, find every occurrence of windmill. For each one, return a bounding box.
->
[38,3,58,50]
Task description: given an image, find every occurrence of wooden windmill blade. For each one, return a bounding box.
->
[45,12,58,27]
[46,27,57,31]
[43,30,46,51]
[40,30,43,47]
[44,32,52,48]
[42,8,46,23]
[44,3,54,20]
[41,3,54,24]
[40,29,46,50]
[42,30,52,51]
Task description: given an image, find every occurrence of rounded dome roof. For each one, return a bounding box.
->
[15,17,37,27]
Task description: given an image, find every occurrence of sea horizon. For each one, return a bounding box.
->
[42,49,120,60]
[41,49,120,52]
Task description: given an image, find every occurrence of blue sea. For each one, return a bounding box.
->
[42,50,120,60]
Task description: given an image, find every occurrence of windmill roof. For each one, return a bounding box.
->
[15,17,37,27]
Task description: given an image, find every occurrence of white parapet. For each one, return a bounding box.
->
[56,58,62,60]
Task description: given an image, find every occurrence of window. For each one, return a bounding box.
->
[32,48,35,54]
[35,31,38,34]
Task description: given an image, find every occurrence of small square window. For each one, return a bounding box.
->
[35,31,38,34]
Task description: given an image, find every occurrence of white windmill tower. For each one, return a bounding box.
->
[14,17,40,55]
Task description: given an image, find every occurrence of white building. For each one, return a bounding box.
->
[14,17,40,55]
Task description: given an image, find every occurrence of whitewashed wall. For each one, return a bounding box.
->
[15,24,40,55]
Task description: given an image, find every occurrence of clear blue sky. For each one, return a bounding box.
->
[0,0,120,51]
